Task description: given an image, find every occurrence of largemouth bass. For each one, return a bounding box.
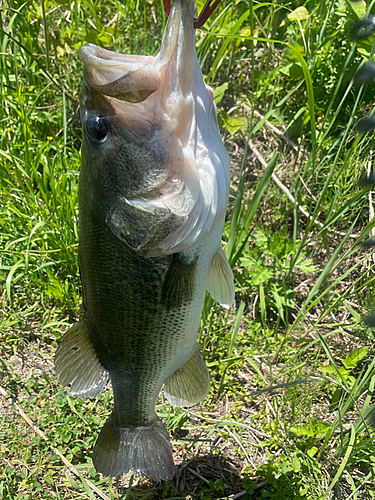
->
[55,0,234,481]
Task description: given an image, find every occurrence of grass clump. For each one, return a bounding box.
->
[2,0,375,498]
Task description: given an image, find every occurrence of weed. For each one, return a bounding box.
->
[1,0,375,498]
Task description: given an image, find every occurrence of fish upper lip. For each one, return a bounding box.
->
[79,43,155,69]
[79,44,160,103]
[79,0,196,97]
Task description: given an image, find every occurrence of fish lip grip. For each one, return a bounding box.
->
[163,0,221,29]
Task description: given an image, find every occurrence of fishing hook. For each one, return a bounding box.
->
[163,0,221,29]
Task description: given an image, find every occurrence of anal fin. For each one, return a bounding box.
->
[55,320,109,399]
[206,247,235,308]
[163,344,210,407]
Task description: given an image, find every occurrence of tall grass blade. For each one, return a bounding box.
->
[228,151,278,266]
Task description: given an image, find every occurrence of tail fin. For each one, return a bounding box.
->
[92,416,174,481]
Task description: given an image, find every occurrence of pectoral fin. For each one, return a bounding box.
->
[161,253,197,308]
[163,344,210,407]
[206,247,235,308]
[55,320,109,399]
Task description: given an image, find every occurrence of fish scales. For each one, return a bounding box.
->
[55,0,234,481]
[79,220,205,424]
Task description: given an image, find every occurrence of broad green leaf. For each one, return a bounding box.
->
[290,424,313,437]
[96,31,113,45]
[213,82,228,104]
[251,269,273,286]
[319,364,350,380]
[331,388,342,406]
[239,257,256,267]
[238,27,259,46]
[279,63,303,79]
[290,421,331,439]
[296,257,317,274]
[358,47,371,58]
[280,6,309,26]
[343,346,369,370]
[319,365,336,376]
[307,445,318,458]
[288,6,310,22]
[239,26,251,37]
[270,288,285,321]
[313,421,332,439]
[338,366,351,380]
[348,0,367,19]
[222,116,248,135]
[0,150,13,162]
[291,456,301,472]
[65,475,81,490]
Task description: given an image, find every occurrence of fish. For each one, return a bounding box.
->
[55,0,234,482]
[355,116,375,134]
[353,62,375,86]
[349,15,375,41]
[358,172,375,187]
[361,236,375,249]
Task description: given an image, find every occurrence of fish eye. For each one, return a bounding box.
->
[86,115,109,142]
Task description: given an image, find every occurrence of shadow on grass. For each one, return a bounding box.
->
[116,454,247,499]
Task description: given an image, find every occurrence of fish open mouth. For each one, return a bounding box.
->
[79,0,230,254]
[79,45,160,103]
[79,0,196,104]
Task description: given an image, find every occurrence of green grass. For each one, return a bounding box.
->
[2,0,375,498]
